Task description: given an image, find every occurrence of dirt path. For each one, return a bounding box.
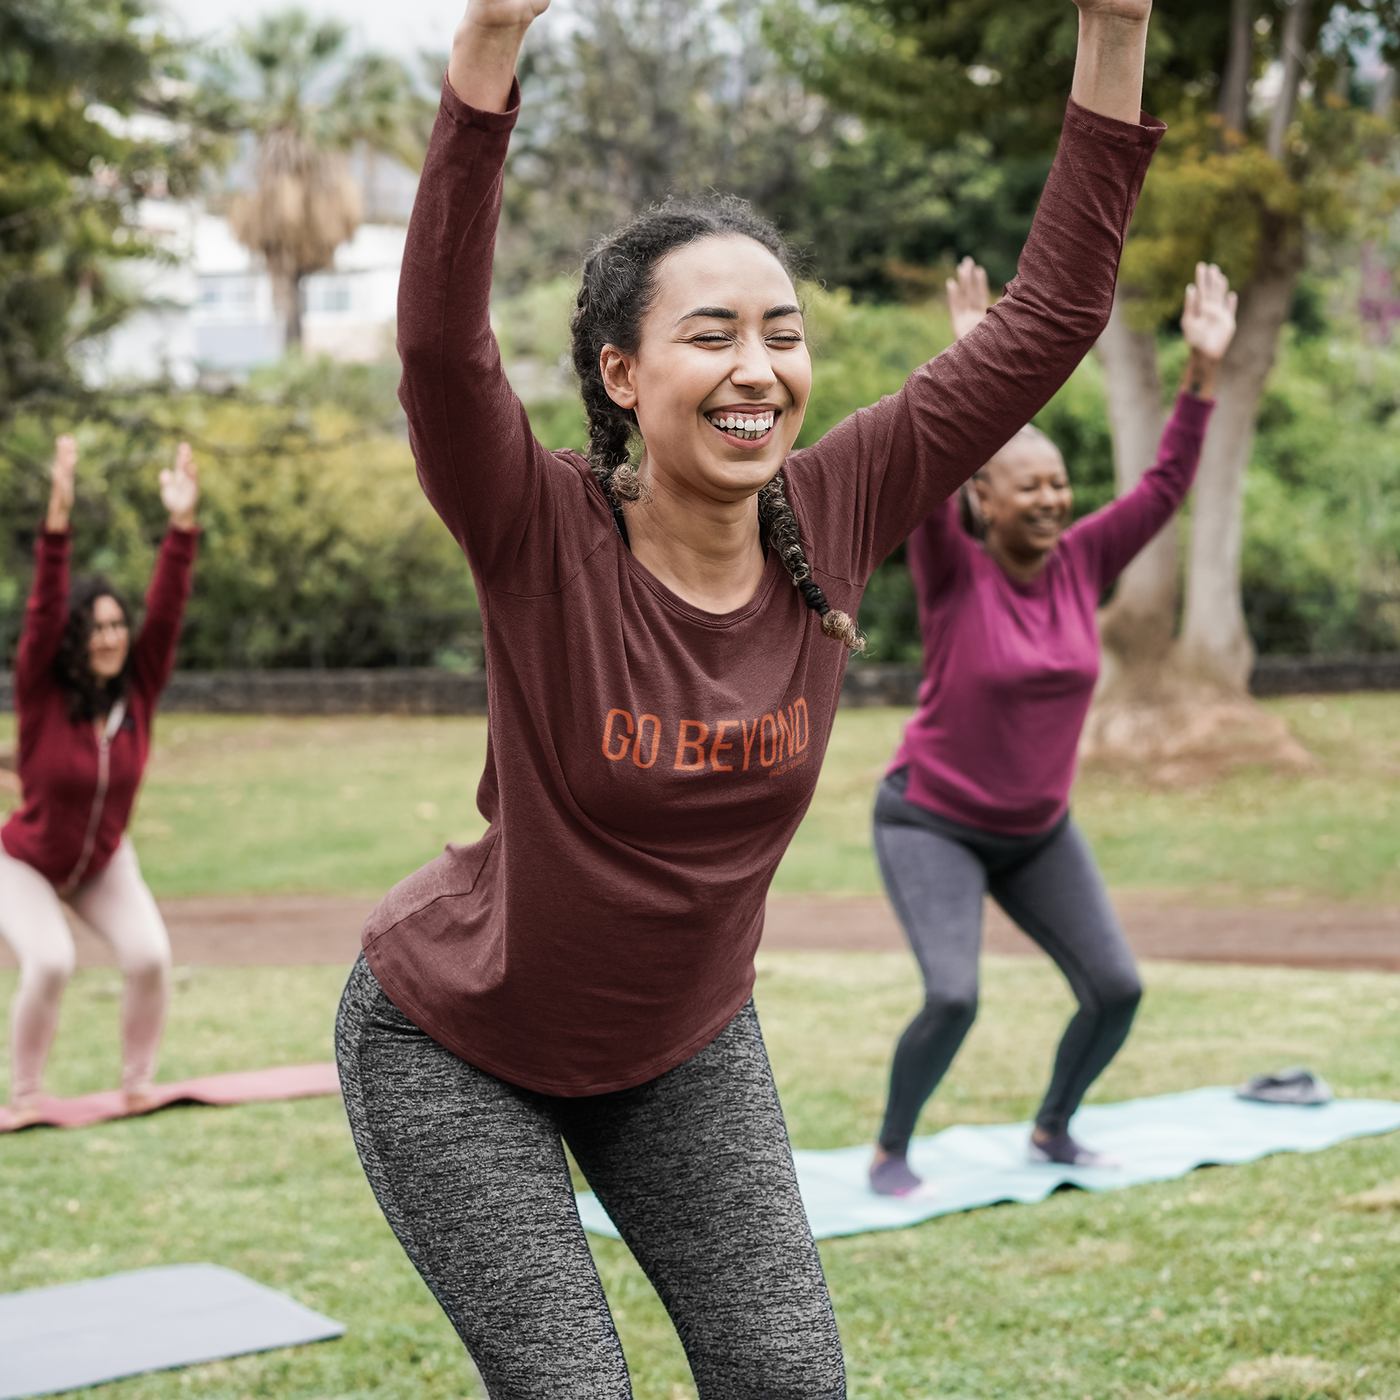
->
[4,893,1396,972]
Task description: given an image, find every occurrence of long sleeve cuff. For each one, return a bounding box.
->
[1062,97,1166,148]
[162,525,201,556]
[438,73,521,133]
[1170,391,1214,434]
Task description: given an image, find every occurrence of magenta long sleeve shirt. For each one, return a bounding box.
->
[891,392,1214,835]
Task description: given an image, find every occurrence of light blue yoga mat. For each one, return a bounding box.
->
[576,1087,1400,1241]
[0,1263,344,1399]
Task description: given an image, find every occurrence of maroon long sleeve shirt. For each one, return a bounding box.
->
[363,78,1164,1095]
[2,527,198,888]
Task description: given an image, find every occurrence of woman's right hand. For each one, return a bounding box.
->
[449,0,550,112]
[45,435,76,533]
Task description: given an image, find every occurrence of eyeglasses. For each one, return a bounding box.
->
[90,620,129,638]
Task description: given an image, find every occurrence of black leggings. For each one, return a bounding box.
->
[335,956,845,1400]
[873,771,1142,1154]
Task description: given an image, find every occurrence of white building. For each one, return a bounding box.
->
[82,150,417,385]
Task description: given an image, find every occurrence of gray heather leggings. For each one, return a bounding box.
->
[873,770,1142,1155]
[335,955,845,1400]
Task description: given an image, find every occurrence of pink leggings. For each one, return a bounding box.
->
[0,839,170,1104]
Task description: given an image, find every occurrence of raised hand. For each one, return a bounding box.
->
[449,0,550,112]
[1181,262,1237,363]
[947,258,991,341]
[159,442,199,530]
[46,435,77,532]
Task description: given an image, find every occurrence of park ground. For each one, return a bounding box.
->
[1,695,1399,1398]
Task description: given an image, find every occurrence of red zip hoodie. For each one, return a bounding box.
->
[2,527,198,889]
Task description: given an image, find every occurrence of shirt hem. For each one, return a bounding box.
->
[885,763,1071,839]
[364,941,756,1096]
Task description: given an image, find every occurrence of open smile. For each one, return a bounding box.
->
[705,407,779,446]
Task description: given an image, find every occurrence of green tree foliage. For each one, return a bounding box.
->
[767,0,1400,317]
[497,0,1042,299]
[1120,98,1400,330]
[763,0,1227,158]
[0,363,476,668]
[0,0,219,417]
[1242,328,1400,652]
[767,125,1048,297]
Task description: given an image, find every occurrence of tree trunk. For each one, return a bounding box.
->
[1176,242,1300,692]
[1219,0,1253,136]
[1266,0,1313,158]
[1093,288,1173,694]
[1080,244,1313,782]
[272,270,302,352]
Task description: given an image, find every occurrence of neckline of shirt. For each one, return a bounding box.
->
[619,534,784,629]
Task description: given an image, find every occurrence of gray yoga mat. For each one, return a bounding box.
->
[0,1263,344,1399]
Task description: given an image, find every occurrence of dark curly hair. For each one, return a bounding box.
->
[55,576,133,723]
[569,193,863,651]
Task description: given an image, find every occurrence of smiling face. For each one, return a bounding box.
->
[972,433,1074,570]
[86,594,130,681]
[599,233,811,508]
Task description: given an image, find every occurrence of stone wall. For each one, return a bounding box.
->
[2,654,1398,717]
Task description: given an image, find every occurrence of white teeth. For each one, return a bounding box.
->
[709,412,774,438]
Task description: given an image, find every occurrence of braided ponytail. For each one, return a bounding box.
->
[757,471,865,652]
[569,192,862,650]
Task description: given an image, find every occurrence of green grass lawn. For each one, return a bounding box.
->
[3,693,1396,903]
[3,954,1398,1399]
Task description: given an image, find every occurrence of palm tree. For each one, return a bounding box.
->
[215,11,428,350]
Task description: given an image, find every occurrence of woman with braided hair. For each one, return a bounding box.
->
[335,0,1161,1392]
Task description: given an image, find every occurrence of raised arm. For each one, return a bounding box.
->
[786,0,1160,584]
[15,436,77,704]
[1069,263,1237,586]
[131,442,200,700]
[904,261,992,602]
[397,0,582,587]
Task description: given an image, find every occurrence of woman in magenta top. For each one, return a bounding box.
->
[332,0,1160,1391]
[1,437,199,1127]
[867,262,1237,1197]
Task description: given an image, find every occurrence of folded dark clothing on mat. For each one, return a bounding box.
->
[1237,1067,1332,1106]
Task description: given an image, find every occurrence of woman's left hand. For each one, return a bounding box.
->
[160,442,199,530]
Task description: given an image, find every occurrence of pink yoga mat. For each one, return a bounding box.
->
[0,1063,341,1132]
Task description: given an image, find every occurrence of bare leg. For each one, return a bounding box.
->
[0,848,76,1107]
[71,838,171,1101]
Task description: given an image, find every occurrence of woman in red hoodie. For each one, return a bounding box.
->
[1,435,199,1126]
